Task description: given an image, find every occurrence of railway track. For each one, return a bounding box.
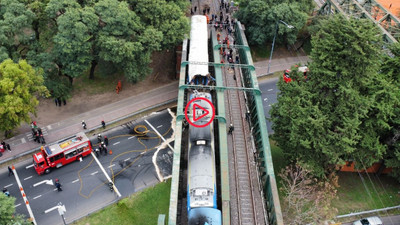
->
[223,65,266,225]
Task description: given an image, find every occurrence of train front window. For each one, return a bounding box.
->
[196,140,206,145]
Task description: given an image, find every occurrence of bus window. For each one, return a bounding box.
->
[65,150,77,159]
[50,153,64,162]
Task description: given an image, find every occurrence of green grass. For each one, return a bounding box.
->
[250,44,271,60]
[332,172,400,215]
[73,179,171,225]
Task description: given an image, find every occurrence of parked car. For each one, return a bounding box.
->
[353,216,383,225]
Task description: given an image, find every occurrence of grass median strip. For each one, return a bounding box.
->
[73,179,171,225]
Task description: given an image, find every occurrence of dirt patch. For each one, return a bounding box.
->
[11,50,177,136]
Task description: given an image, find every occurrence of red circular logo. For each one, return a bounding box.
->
[184,97,215,128]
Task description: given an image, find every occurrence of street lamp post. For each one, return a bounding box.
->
[267,20,294,74]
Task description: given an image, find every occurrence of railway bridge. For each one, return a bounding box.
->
[318,0,399,43]
[158,3,283,225]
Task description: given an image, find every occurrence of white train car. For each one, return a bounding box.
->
[188,15,209,85]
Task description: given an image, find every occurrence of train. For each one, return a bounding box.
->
[186,15,222,225]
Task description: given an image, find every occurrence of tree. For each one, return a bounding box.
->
[379,43,400,181]
[0,194,30,225]
[270,15,389,177]
[279,164,337,224]
[0,0,35,60]
[94,0,163,82]
[52,6,97,84]
[0,59,49,136]
[235,0,310,46]
[128,0,189,49]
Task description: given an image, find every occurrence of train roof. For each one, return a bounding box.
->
[188,15,209,83]
[190,124,212,141]
[188,208,221,225]
[42,132,89,156]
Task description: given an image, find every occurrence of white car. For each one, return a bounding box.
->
[353,216,383,225]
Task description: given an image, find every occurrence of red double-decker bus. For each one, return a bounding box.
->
[32,132,92,175]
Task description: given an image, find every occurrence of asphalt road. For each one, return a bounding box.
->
[0,109,175,225]
[259,77,279,134]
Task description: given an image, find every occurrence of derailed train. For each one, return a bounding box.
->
[186,15,222,225]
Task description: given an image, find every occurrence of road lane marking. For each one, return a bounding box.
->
[14,203,21,208]
[91,171,98,175]
[45,205,59,214]
[113,142,120,145]
[124,158,131,162]
[33,195,42,200]
[144,119,173,151]
[157,125,163,128]
[4,184,13,188]
[47,125,52,130]
[24,176,32,180]
[268,89,273,91]
[26,164,34,169]
[72,179,79,183]
[128,136,135,140]
[263,98,268,102]
[21,138,26,144]
[108,164,115,168]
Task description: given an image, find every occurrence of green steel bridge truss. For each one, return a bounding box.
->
[160,20,283,225]
[319,0,400,43]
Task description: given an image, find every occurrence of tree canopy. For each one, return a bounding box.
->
[270,15,394,177]
[235,0,311,46]
[0,59,49,136]
[0,194,31,225]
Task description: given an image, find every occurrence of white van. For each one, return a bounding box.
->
[353,216,383,225]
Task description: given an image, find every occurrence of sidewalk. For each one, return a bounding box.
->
[0,54,309,165]
[255,55,310,77]
[0,81,179,165]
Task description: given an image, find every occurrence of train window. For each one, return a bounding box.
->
[196,140,206,145]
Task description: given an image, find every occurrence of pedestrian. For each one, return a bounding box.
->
[103,146,108,156]
[38,127,42,135]
[1,141,5,148]
[8,166,13,176]
[203,8,206,15]
[6,143,11,152]
[246,111,250,122]
[54,98,58,106]
[104,136,109,146]
[101,120,106,129]
[235,55,239,64]
[55,179,62,191]
[97,134,102,143]
[3,188,10,197]
[228,26,232,35]
[220,15,223,22]
[194,6,197,12]
[95,148,100,157]
[57,98,61,107]
[36,132,41,143]
[228,123,234,134]
[82,120,87,129]
[63,98,66,105]
[40,134,46,144]
[191,8,193,15]
[207,7,210,14]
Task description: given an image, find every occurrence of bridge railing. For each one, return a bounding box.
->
[233,21,284,225]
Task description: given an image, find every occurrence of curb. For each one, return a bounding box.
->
[0,98,177,166]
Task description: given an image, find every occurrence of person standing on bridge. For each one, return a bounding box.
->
[228,124,234,134]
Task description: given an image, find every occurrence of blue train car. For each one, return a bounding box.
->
[188,208,222,225]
